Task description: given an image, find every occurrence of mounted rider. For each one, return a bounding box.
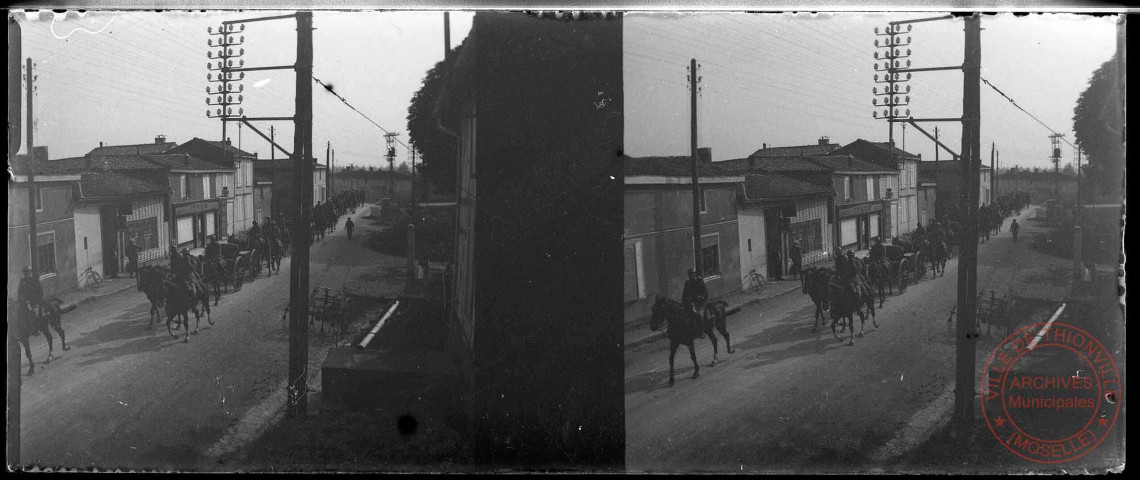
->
[264,220,281,243]
[926,219,944,244]
[869,237,886,263]
[248,220,262,240]
[912,222,927,243]
[204,235,221,260]
[681,267,709,339]
[18,266,44,317]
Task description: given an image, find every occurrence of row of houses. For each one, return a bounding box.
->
[8,135,329,301]
[623,137,994,325]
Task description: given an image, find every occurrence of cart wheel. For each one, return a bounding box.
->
[234,271,244,291]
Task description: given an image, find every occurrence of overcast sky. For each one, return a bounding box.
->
[14,10,473,168]
[625,12,1119,171]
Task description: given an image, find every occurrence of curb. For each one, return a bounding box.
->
[59,280,138,314]
[623,292,785,351]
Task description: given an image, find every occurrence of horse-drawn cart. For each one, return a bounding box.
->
[218,242,252,291]
[883,244,912,293]
[945,287,1016,336]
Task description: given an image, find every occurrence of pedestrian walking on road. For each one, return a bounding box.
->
[125,239,140,279]
[345,218,355,240]
[1010,219,1020,242]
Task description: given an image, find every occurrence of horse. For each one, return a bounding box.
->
[15,298,70,376]
[649,296,734,387]
[802,267,833,331]
[264,236,285,273]
[827,276,878,345]
[197,254,229,305]
[138,265,169,327]
[928,239,948,277]
[162,276,213,342]
[860,258,892,308]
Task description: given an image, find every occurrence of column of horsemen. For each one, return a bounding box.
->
[132,189,366,341]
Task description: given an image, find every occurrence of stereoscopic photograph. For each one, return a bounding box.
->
[6,2,1127,475]
[622,10,1124,474]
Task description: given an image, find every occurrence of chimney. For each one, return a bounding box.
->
[155,134,167,144]
[99,141,104,148]
[819,136,830,146]
[697,147,711,164]
[762,143,768,149]
[226,138,232,146]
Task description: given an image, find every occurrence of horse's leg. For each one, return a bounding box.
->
[707,327,719,366]
[688,341,700,379]
[668,340,678,387]
[716,308,733,354]
[51,316,69,351]
[22,336,35,375]
[847,313,856,346]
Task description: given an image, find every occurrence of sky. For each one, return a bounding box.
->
[624,12,1120,172]
[13,10,474,169]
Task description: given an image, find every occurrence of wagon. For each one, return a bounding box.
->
[218,242,252,291]
[881,244,913,293]
[945,288,1016,337]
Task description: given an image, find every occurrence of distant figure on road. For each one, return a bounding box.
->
[345,218,355,240]
[1010,219,1020,242]
[681,267,709,339]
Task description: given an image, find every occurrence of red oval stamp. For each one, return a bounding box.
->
[980,321,1121,463]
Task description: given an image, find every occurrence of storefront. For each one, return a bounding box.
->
[173,199,225,249]
[836,201,883,251]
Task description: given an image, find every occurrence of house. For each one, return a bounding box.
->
[624,155,745,324]
[917,181,938,227]
[830,139,921,239]
[749,136,841,158]
[164,138,256,235]
[916,160,994,219]
[251,157,328,218]
[8,155,82,301]
[252,169,275,225]
[735,172,834,287]
[437,11,623,462]
[88,136,177,156]
[73,171,170,281]
[718,153,897,251]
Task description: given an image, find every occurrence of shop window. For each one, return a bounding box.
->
[127,217,159,252]
[790,219,823,253]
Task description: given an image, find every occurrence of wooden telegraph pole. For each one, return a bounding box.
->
[287,10,314,417]
[689,58,702,275]
[954,14,982,431]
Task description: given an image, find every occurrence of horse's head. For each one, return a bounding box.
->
[649,295,671,332]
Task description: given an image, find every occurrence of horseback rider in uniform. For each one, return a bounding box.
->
[18,266,44,320]
[205,235,221,261]
[927,220,943,245]
[682,267,709,339]
[248,220,262,241]
[869,237,886,263]
[913,222,927,243]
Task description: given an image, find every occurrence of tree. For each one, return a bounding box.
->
[396,162,410,174]
[407,43,464,194]
[1062,162,1075,175]
[1072,55,1123,196]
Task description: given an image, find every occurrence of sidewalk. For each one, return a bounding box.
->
[55,256,168,313]
[625,273,812,351]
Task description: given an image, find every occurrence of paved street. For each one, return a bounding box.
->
[16,206,406,470]
[624,207,1122,472]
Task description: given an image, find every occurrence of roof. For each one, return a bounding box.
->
[11,155,87,176]
[174,138,256,158]
[866,140,920,160]
[742,172,833,201]
[749,143,841,158]
[47,155,168,173]
[624,155,738,178]
[716,156,830,173]
[78,172,167,198]
[144,154,234,171]
[87,142,178,157]
[806,155,895,173]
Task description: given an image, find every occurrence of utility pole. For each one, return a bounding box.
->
[9,53,32,467]
[935,126,940,217]
[326,141,331,202]
[1076,146,1082,209]
[287,10,314,418]
[1049,133,1065,200]
[689,58,703,275]
[954,13,982,433]
[990,143,995,205]
[384,133,399,201]
[270,125,276,215]
[410,147,417,214]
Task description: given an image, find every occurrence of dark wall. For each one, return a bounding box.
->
[466,12,623,469]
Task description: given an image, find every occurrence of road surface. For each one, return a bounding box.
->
[16,206,405,471]
[625,207,1122,472]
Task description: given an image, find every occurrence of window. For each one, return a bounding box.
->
[35,186,43,212]
[866,177,874,201]
[126,217,159,252]
[844,176,853,201]
[789,219,823,252]
[700,233,721,278]
[180,175,188,199]
[246,162,253,187]
[202,176,212,199]
[35,232,56,276]
[699,188,708,213]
